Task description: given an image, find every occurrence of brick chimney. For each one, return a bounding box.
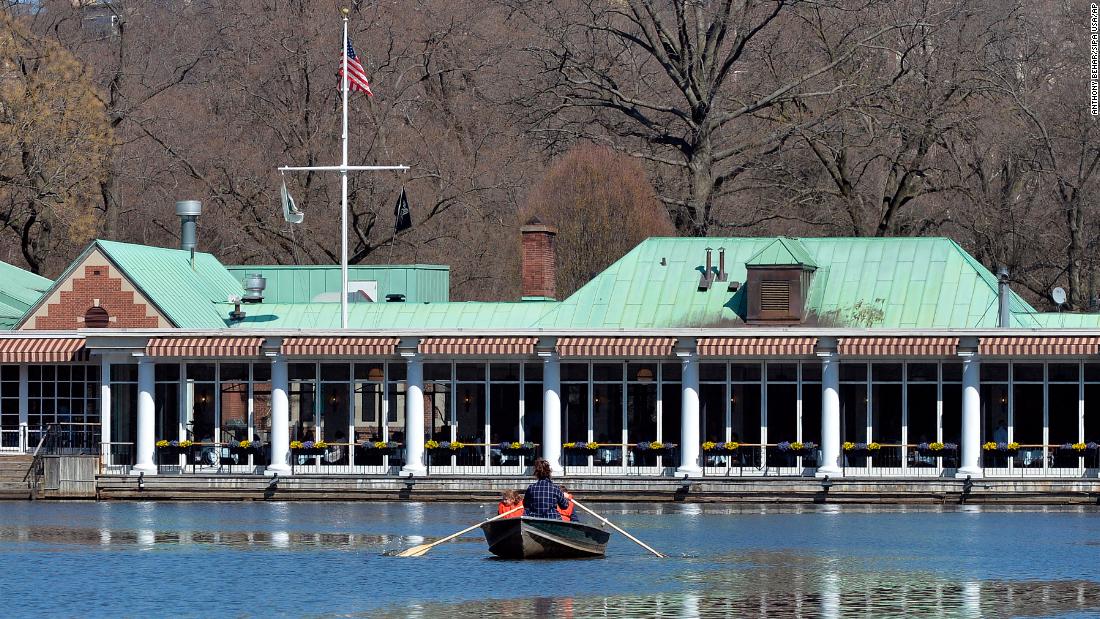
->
[521,216,557,299]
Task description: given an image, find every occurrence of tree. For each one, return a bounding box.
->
[0,13,111,273]
[510,0,918,236]
[522,144,674,297]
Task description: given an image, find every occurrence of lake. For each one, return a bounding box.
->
[0,501,1098,618]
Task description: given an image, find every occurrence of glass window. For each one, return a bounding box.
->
[767,363,797,382]
[1048,383,1079,445]
[561,363,588,382]
[802,384,822,447]
[942,384,962,446]
[981,364,1008,382]
[1048,363,1079,382]
[592,383,623,443]
[1086,364,1100,382]
[907,383,938,445]
[942,363,962,382]
[155,364,180,381]
[626,383,657,443]
[907,363,938,382]
[489,383,520,443]
[111,364,139,382]
[801,363,821,382]
[288,363,315,381]
[1013,364,1043,382]
[563,384,588,443]
[871,363,902,382]
[700,363,726,382]
[219,371,249,444]
[1013,383,1043,445]
[455,384,486,443]
[425,363,451,381]
[489,363,520,382]
[354,363,386,381]
[980,384,1009,443]
[767,383,797,442]
[592,363,623,382]
[320,363,350,381]
[524,363,543,382]
[253,362,271,383]
[729,363,761,382]
[627,363,657,383]
[661,382,682,444]
[661,363,682,382]
[840,364,867,382]
[871,383,902,442]
[730,384,761,445]
[456,363,485,382]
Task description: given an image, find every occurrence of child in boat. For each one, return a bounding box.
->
[497,489,524,518]
[557,485,578,522]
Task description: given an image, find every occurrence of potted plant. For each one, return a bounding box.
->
[776,441,816,456]
[633,441,676,456]
[916,442,957,456]
[156,439,194,458]
[499,441,536,456]
[982,441,1020,455]
[228,439,262,456]
[563,441,600,454]
[1058,442,1092,456]
[843,442,881,456]
[290,440,328,457]
[702,441,741,455]
[361,440,400,455]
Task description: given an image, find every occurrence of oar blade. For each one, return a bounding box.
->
[395,543,431,557]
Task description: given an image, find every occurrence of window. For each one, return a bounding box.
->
[83,307,109,328]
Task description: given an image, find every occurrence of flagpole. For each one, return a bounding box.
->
[340,8,351,329]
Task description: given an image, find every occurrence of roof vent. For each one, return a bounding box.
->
[175,200,202,251]
[385,293,406,303]
[242,274,266,303]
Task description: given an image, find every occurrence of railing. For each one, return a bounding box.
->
[0,428,20,450]
[982,444,1100,476]
[23,424,60,497]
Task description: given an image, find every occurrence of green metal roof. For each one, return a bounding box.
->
[234,300,555,330]
[745,237,818,268]
[97,240,244,328]
[534,237,1041,329]
[0,261,50,330]
[225,264,449,304]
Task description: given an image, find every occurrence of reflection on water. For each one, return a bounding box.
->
[0,502,1097,618]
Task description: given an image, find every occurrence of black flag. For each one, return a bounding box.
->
[394,188,412,233]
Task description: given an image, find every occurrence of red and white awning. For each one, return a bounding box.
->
[146,337,265,358]
[839,337,958,357]
[282,337,399,357]
[697,337,817,357]
[979,336,1100,357]
[419,337,538,356]
[556,337,677,357]
[0,338,87,363]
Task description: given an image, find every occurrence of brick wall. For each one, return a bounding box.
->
[520,218,557,299]
[31,265,162,329]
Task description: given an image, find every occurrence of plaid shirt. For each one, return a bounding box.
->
[523,479,569,519]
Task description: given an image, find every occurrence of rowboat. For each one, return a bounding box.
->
[481,516,611,559]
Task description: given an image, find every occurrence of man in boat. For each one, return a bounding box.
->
[522,458,570,519]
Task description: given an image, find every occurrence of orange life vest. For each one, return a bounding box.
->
[498,502,523,518]
[557,492,575,521]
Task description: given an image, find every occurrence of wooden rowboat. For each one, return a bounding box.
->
[481,516,611,559]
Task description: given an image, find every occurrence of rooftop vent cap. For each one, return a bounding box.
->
[242,274,266,303]
[385,293,406,303]
[175,200,202,252]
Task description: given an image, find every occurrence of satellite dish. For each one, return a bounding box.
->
[1052,287,1067,306]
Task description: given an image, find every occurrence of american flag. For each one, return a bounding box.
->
[339,41,373,96]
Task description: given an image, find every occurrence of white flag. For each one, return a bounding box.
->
[281,178,304,224]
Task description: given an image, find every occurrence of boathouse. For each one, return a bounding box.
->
[2,206,1100,486]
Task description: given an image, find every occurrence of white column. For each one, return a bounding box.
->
[17,365,28,453]
[132,358,157,475]
[100,356,112,467]
[957,353,983,477]
[267,355,291,475]
[678,354,702,476]
[401,353,427,476]
[817,353,841,476]
[541,352,563,474]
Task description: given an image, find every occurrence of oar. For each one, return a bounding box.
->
[571,498,666,558]
[395,506,523,557]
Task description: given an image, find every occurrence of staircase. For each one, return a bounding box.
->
[0,455,33,499]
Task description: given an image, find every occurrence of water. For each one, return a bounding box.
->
[0,501,1098,618]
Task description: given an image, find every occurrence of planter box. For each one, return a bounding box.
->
[291,448,328,457]
[631,447,674,457]
[501,448,536,457]
[157,446,194,458]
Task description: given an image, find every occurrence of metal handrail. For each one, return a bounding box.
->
[22,424,59,496]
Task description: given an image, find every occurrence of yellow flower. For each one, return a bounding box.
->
[843,441,856,451]
[374,441,388,449]
[425,440,440,449]
[290,441,303,449]
[650,442,664,450]
[585,441,599,450]
[791,442,804,451]
[563,442,576,448]
[723,441,740,451]
[510,441,521,449]
[315,441,328,449]
[1006,442,1020,450]
[239,440,251,449]
[702,441,717,451]
[1073,442,1087,452]
[179,440,193,448]
[155,440,168,448]
[867,442,881,451]
[450,441,465,450]
[982,441,997,451]
[930,442,944,451]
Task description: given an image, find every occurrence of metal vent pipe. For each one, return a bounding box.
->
[175,200,202,251]
[997,266,1011,328]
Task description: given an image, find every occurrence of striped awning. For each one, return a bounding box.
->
[979,336,1100,357]
[420,337,538,356]
[839,337,958,357]
[0,338,87,363]
[556,337,676,357]
[145,337,265,358]
[282,337,399,357]
[697,337,817,357]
